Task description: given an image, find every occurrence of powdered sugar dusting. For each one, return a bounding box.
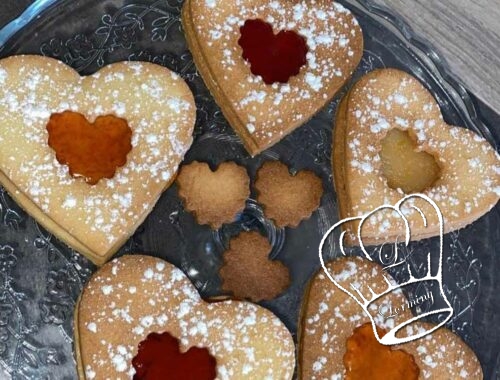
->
[79,256,295,379]
[302,258,482,379]
[0,57,195,255]
[190,0,362,149]
[342,69,500,237]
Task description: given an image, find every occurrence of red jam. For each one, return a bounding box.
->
[344,323,419,380]
[238,19,308,84]
[132,332,217,380]
[46,111,132,185]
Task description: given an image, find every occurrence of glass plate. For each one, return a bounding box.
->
[0,0,499,379]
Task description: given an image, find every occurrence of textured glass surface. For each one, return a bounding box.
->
[0,0,498,379]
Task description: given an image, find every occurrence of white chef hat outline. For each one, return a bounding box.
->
[319,193,454,345]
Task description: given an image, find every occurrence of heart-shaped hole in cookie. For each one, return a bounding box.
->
[47,111,132,185]
[132,331,216,380]
[77,255,295,378]
[238,19,308,84]
[344,323,419,380]
[380,129,441,193]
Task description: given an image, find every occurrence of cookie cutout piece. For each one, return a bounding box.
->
[299,257,483,379]
[176,161,250,229]
[182,0,363,155]
[75,255,295,379]
[47,111,132,185]
[219,231,290,302]
[132,331,216,380]
[344,323,419,380]
[255,161,323,228]
[333,68,500,244]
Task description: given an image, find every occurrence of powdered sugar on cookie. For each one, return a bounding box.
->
[77,255,295,379]
[300,257,482,379]
[185,0,363,154]
[0,56,196,262]
[335,69,500,240]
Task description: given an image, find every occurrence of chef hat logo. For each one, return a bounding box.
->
[319,194,453,345]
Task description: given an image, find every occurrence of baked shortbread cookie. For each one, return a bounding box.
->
[219,231,290,301]
[75,255,295,379]
[299,257,482,379]
[182,0,363,155]
[176,161,250,228]
[254,161,324,227]
[333,68,500,244]
[0,55,196,265]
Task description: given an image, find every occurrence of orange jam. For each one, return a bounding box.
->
[46,111,132,185]
[344,323,419,380]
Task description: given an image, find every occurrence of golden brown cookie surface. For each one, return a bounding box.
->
[0,55,196,265]
[299,257,482,379]
[333,68,500,244]
[219,231,290,302]
[255,161,323,227]
[182,0,363,155]
[76,255,295,379]
[176,161,250,228]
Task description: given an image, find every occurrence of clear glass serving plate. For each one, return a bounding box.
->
[0,0,498,379]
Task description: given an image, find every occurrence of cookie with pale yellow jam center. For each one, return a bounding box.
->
[333,68,500,244]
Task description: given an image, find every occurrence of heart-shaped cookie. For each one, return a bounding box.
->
[333,68,500,244]
[176,161,250,228]
[182,0,363,156]
[0,55,195,265]
[254,161,324,227]
[299,257,482,379]
[75,255,295,379]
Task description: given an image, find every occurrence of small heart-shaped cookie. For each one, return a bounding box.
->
[299,257,482,379]
[255,161,324,227]
[176,161,250,228]
[75,255,295,379]
[333,68,500,243]
[183,0,363,155]
[0,55,196,264]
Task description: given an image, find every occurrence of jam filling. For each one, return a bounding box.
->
[238,19,308,84]
[380,128,441,193]
[46,111,132,185]
[132,332,217,380]
[344,323,419,380]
